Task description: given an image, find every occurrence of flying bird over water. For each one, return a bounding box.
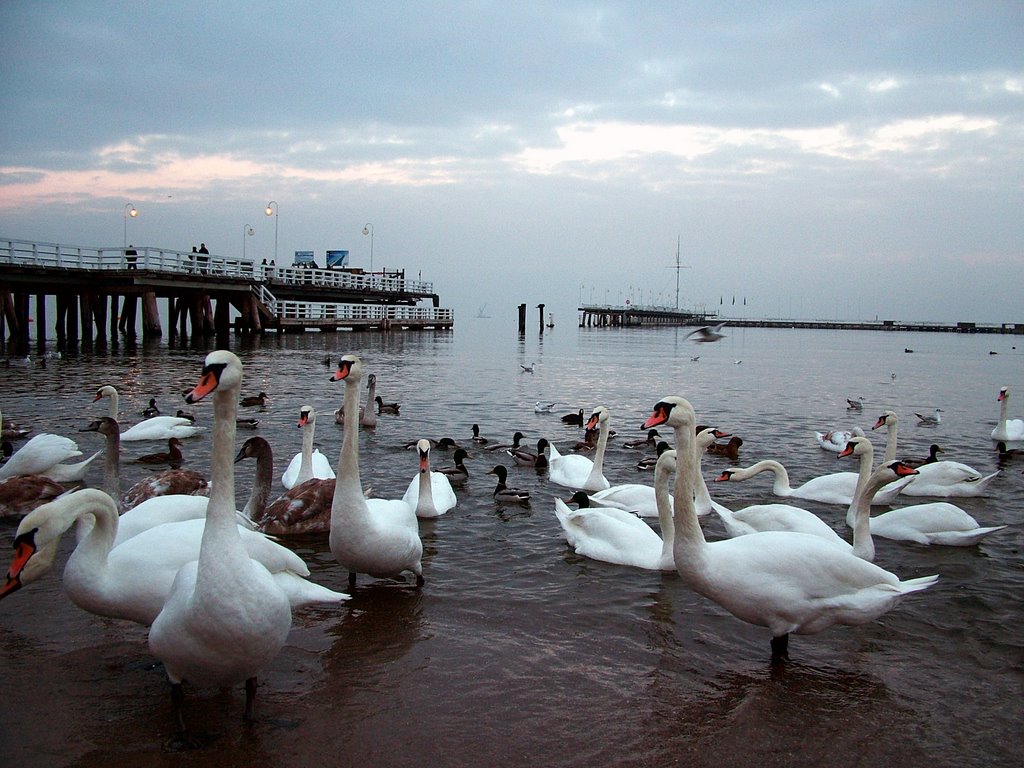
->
[683,323,727,343]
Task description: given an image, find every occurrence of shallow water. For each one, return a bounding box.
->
[1,321,1022,767]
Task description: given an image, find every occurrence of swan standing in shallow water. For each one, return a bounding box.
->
[281,405,336,489]
[330,355,422,588]
[94,385,200,441]
[546,406,611,491]
[553,449,677,571]
[991,386,1024,443]
[401,438,458,518]
[839,436,1006,548]
[873,410,1000,496]
[643,395,938,663]
[148,351,345,742]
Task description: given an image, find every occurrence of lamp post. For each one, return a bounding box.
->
[362,223,374,273]
[265,201,278,263]
[123,203,138,249]
[242,224,254,261]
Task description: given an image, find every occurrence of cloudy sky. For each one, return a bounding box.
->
[1,1,1022,324]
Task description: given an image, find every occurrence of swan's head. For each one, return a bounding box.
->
[234,436,271,464]
[93,384,117,402]
[878,460,919,481]
[1,489,118,597]
[714,470,736,483]
[998,386,1009,402]
[872,410,897,431]
[416,439,432,472]
[838,435,873,459]
[585,406,609,430]
[79,416,119,437]
[330,354,362,383]
[642,396,696,431]
[298,405,316,428]
[185,350,243,404]
[696,427,729,451]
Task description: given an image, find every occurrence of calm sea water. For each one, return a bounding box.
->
[1,320,1021,768]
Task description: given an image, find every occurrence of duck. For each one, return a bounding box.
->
[642,394,938,663]
[0,475,66,517]
[996,441,1021,463]
[240,391,269,408]
[135,437,184,468]
[553,449,677,571]
[281,405,336,490]
[715,443,912,506]
[334,373,378,427]
[571,428,599,452]
[403,436,460,451]
[236,417,260,429]
[436,448,470,485]
[401,438,458,518]
[94,385,200,441]
[915,408,943,425]
[839,436,1006,548]
[546,406,612,492]
[148,351,346,741]
[873,410,1000,496]
[637,441,672,471]
[561,408,585,426]
[991,386,1024,443]
[329,355,422,588]
[79,417,208,511]
[622,429,660,449]
[142,398,161,418]
[485,431,525,452]
[174,409,196,423]
[0,408,31,440]
[508,438,549,468]
[485,465,530,504]
[903,443,943,468]
[375,395,401,415]
[234,436,335,536]
[0,430,97,483]
[470,423,489,444]
[707,435,744,461]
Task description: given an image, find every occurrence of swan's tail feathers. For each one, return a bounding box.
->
[931,526,1007,546]
[970,470,1001,493]
[897,574,939,595]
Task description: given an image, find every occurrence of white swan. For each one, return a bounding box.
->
[94,385,200,441]
[873,410,1000,496]
[814,427,863,453]
[840,436,1006,548]
[281,405,336,489]
[715,450,910,506]
[991,386,1024,443]
[334,372,378,427]
[401,438,458,518]
[642,395,938,662]
[148,350,345,736]
[0,432,90,481]
[329,355,422,589]
[552,448,676,571]
[546,406,611,491]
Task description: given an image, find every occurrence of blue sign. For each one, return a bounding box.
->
[293,250,315,265]
[326,249,349,267]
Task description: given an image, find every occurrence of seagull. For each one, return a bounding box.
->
[846,397,865,411]
[534,401,557,413]
[915,408,943,425]
[520,362,537,373]
[683,322,727,343]
[690,356,700,362]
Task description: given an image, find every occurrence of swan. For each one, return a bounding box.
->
[329,355,422,588]
[546,406,611,492]
[642,395,938,663]
[281,405,336,490]
[0,475,66,517]
[485,465,530,504]
[94,385,200,441]
[873,410,1000,496]
[0,431,83,482]
[148,350,345,739]
[401,438,458,518]
[235,436,335,535]
[334,372,377,427]
[552,448,676,571]
[79,417,208,511]
[839,436,1006,548]
[715,446,910,506]
[991,386,1024,443]
[814,428,863,453]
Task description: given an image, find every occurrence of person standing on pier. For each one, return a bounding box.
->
[198,242,210,274]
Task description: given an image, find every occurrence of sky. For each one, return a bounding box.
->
[1,1,1022,325]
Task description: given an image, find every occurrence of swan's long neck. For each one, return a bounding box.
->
[654,457,675,563]
[417,455,437,516]
[335,375,365,504]
[200,381,242,565]
[883,422,898,463]
[66,493,121,583]
[845,450,877,560]
[244,441,274,521]
[102,428,121,506]
[588,418,610,481]
[733,460,790,494]
[998,393,1009,429]
[298,419,315,479]
[671,423,706,555]
[106,389,119,419]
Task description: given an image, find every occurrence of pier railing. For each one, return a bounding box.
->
[0,237,434,293]
[275,301,453,324]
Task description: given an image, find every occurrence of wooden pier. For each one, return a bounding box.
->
[578,304,1023,334]
[0,238,453,355]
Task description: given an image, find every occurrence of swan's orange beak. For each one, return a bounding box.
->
[713,429,731,439]
[871,415,886,430]
[585,414,599,430]
[713,471,732,482]
[838,444,855,458]
[298,411,310,427]
[331,359,353,382]
[92,391,102,402]
[891,461,920,478]
[418,449,430,473]
[185,372,218,404]
[642,403,670,429]
[0,534,36,600]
